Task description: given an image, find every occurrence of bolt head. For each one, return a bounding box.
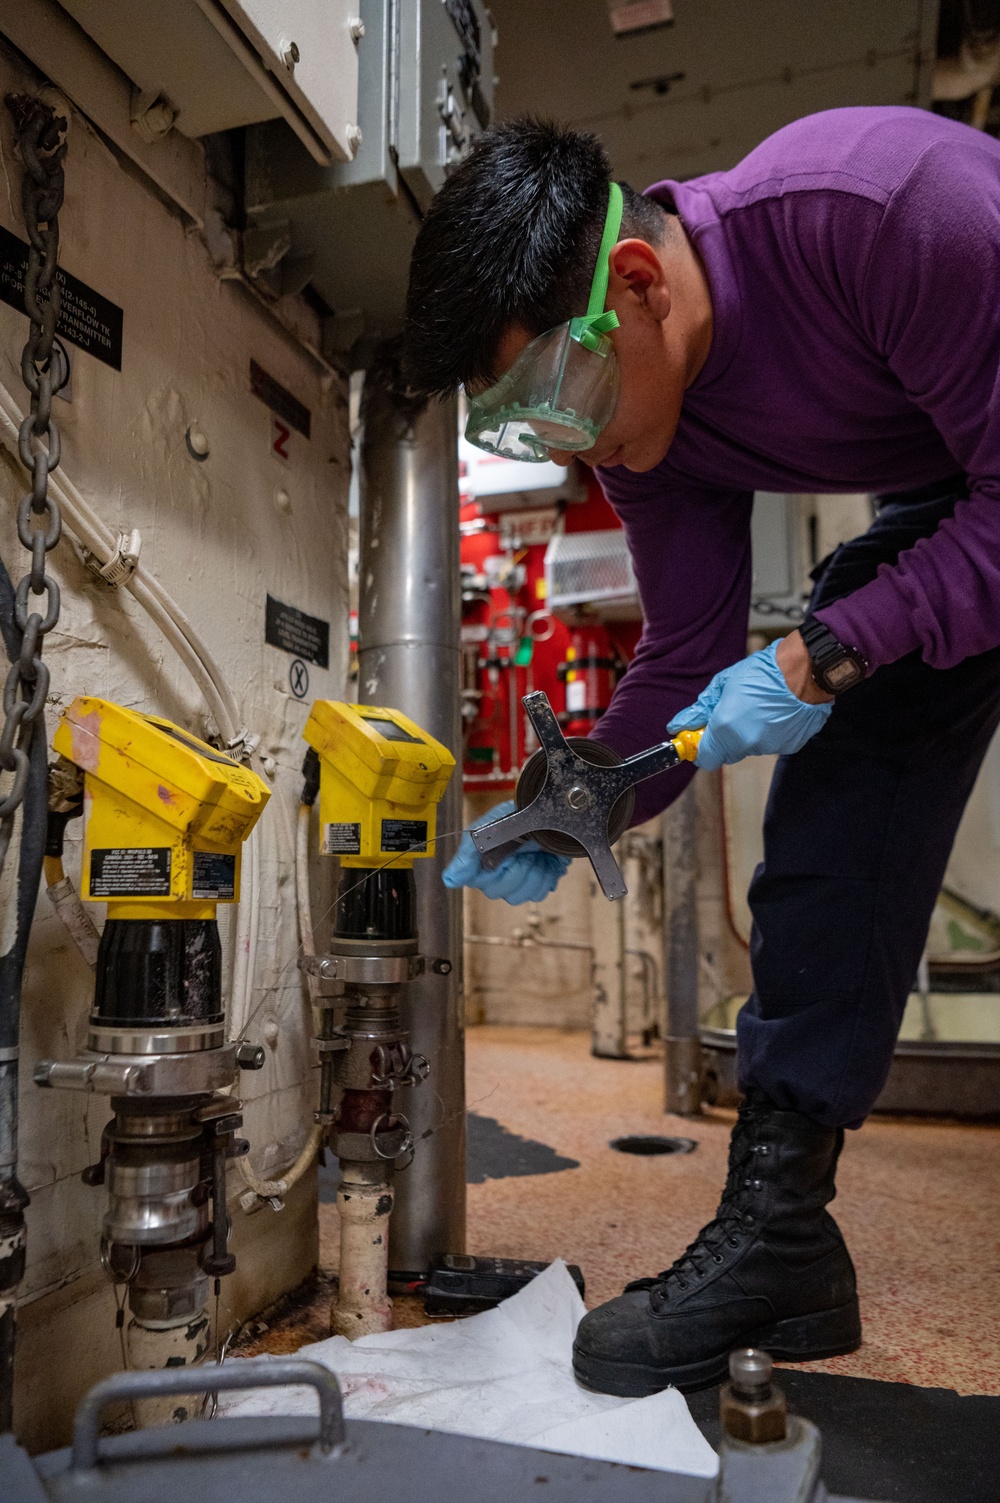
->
[145,100,175,135]
[349,15,365,40]
[280,38,300,69]
[566,784,591,811]
[185,424,209,459]
[729,1347,772,1393]
[346,123,363,154]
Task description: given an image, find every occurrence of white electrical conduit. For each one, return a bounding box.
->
[234,802,324,1201]
[0,379,261,1040]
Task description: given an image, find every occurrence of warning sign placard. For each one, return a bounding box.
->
[0,225,123,370]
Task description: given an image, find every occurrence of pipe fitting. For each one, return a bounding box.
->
[720,1348,787,1444]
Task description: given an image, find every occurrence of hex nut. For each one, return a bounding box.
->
[720,1348,787,1444]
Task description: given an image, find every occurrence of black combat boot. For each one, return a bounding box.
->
[572,1089,861,1395]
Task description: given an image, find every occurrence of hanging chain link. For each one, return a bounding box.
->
[0,96,69,871]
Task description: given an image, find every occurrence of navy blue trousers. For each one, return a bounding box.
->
[737,482,1000,1128]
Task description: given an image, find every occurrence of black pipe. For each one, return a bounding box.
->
[0,552,47,1431]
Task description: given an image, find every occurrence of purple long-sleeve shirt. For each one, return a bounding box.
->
[594,107,1000,823]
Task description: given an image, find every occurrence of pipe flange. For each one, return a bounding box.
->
[87,1023,226,1056]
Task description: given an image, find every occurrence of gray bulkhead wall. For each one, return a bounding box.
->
[0,44,350,1450]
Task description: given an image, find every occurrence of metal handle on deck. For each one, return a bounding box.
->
[71,1357,345,1470]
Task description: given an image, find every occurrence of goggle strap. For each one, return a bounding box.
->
[570,181,624,352]
[587,181,624,319]
[569,309,620,353]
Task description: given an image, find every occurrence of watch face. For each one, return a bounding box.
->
[825,657,862,691]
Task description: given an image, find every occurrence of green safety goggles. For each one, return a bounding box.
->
[465,183,624,462]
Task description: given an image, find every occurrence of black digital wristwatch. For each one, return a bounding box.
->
[799,615,868,695]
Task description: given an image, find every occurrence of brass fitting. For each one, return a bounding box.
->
[719,1348,787,1444]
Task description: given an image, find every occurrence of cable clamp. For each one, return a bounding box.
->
[86,528,141,586]
[222,726,261,763]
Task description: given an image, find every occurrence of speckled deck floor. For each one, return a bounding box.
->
[249,1025,999,1397]
[458,1027,1000,1396]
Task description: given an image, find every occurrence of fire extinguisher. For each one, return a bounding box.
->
[557,628,622,736]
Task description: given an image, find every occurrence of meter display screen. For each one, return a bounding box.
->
[361,715,424,744]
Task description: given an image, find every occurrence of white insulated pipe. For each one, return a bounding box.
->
[331,1166,394,1337]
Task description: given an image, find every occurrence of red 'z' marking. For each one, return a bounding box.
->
[272,419,290,460]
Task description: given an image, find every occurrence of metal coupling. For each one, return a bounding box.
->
[333,1120,411,1163]
[720,1348,787,1444]
[34,1044,238,1098]
[299,952,425,985]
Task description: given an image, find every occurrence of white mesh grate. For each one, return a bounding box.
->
[544,529,638,609]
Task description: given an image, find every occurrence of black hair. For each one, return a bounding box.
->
[402,117,672,398]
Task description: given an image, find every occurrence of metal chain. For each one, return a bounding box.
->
[0,96,69,873]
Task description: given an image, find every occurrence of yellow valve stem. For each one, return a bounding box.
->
[671,729,703,763]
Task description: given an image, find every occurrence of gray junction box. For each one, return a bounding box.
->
[245,0,496,363]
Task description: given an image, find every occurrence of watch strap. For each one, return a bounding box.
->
[799,616,868,695]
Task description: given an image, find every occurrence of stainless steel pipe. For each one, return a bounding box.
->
[358,351,464,1273]
[663,781,703,1116]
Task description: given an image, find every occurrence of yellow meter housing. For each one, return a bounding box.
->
[53,696,270,921]
[303,701,454,869]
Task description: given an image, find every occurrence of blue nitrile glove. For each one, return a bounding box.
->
[443,801,571,905]
[667,641,833,772]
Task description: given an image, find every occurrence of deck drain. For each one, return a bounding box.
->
[609,1135,698,1156]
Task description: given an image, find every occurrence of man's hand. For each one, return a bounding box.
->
[667,638,833,771]
[443,801,571,904]
[775,629,836,704]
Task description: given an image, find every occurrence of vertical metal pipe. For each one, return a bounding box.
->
[358,348,464,1274]
[663,781,703,1116]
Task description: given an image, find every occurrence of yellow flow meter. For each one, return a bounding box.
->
[53,696,269,922]
[302,701,454,869]
[40,698,272,1359]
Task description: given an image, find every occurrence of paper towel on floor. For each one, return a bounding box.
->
[219,1259,718,1478]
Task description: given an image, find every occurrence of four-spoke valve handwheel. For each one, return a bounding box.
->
[471,691,701,900]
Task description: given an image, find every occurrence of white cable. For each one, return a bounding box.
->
[0,377,319,1197]
[236,1123,324,1203]
[235,801,325,1201]
[295,801,323,1028]
[0,380,259,1030]
[229,822,259,1042]
[0,380,243,745]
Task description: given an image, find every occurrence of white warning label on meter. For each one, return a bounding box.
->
[322,822,362,855]
[90,847,171,898]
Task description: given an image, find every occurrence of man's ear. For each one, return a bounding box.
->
[608,239,671,322]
